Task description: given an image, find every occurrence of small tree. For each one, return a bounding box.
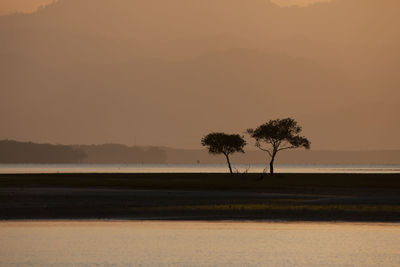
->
[201,132,246,174]
[247,118,310,174]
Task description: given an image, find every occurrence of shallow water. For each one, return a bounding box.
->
[1,221,399,266]
[1,163,400,174]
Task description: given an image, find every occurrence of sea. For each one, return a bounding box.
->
[0,221,399,266]
[0,163,399,174]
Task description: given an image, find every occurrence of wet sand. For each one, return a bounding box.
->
[1,173,399,221]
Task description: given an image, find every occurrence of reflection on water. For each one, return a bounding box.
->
[0,221,399,266]
[1,163,400,174]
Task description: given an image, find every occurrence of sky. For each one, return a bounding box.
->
[0,0,328,14]
[0,0,399,150]
[0,0,54,14]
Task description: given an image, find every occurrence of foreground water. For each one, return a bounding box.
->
[1,163,400,174]
[0,221,399,266]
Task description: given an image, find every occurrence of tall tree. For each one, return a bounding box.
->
[247,118,310,174]
[201,133,246,174]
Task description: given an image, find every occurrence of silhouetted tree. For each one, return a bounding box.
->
[201,133,246,174]
[247,118,310,174]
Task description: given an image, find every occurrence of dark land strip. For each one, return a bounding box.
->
[0,173,399,221]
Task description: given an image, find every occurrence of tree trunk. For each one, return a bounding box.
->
[269,155,275,175]
[225,154,233,174]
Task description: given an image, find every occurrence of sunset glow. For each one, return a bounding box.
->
[1,1,399,264]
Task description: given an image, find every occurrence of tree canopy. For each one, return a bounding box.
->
[201,132,246,173]
[247,118,310,174]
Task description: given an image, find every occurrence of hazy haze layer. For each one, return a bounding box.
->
[0,1,328,14]
[1,0,399,149]
[0,0,55,15]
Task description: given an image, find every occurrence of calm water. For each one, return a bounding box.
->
[0,221,399,266]
[1,163,400,174]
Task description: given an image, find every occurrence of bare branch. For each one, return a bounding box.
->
[256,143,272,157]
[277,146,296,152]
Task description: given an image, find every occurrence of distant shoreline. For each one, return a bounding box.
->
[1,173,399,222]
[2,140,400,165]
[1,163,399,175]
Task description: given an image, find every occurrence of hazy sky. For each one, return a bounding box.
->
[1,0,399,150]
[0,0,328,14]
[0,0,54,14]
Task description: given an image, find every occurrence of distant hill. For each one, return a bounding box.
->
[0,0,399,150]
[0,140,166,164]
[1,140,399,165]
[75,144,166,164]
[0,140,87,163]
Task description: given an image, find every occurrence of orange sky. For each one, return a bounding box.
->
[271,0,331,6]
[0,0,329,14]
[0,0,54,14]
[1,0,399,150]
